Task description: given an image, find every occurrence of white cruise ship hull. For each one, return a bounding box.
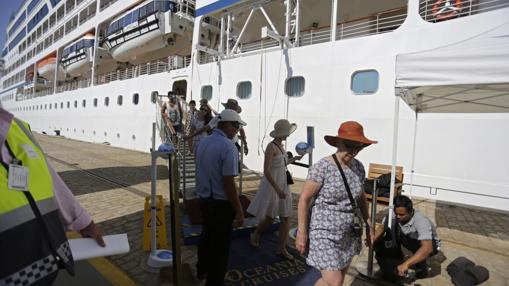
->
[1,0,508,213]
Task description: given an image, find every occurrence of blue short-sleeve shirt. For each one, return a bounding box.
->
[195,129,239,200]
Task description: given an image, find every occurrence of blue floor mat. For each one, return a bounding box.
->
[224,232,320,285]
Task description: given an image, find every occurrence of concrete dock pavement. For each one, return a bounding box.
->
[35,133,509,286]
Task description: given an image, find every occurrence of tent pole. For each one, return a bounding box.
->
[409,111,419,199]
[388,95,401,228]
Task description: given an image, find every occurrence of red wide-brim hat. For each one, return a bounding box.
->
[324,121,378,147]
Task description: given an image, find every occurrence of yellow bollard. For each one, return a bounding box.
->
[143,195,168,251]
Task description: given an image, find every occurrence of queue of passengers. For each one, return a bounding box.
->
[161,94,440,286]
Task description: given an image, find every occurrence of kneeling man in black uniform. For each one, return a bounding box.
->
[373,195,441,280]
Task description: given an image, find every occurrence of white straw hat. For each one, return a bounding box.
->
[269,119,297,138]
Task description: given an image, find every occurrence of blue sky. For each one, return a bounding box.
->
[0,0,24,51]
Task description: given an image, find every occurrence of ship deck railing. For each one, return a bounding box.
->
[198,7,408,64]
[94,55,191,86]
[56,78,92,93]
[199,0,509,64]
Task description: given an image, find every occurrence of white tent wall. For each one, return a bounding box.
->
[389,20,509,220]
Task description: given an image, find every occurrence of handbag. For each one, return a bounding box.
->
[286,170,294,185]
[273,142,294,185]
[332,154,364,237]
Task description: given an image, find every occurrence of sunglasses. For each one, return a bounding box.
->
[230,121,240,129]
[341,140,365,152]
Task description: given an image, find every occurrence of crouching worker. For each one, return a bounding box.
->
[373,195,441,281]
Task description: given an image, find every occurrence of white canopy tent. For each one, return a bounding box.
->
[387,20,509,227]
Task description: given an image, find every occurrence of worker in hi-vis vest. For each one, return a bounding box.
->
[0,107,105,285]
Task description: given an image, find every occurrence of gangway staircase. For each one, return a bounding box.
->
[154,94,280,250]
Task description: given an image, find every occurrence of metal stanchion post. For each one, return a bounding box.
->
[239,140,244,194]
[181,135,186,199]
[367,179,378,277]
[147,123,172,269]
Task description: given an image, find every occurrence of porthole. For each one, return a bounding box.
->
[104,97,109,106]
[117,95,123,106]
[151,91,158,103]
[93,98,98,107]
[82,99,86,108]
[201,85,212,100]
[133,93,139,105]
[351,70,379,94]
[236,81,252,99]
[285,76,305,97]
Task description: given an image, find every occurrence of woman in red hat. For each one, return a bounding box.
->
[296,121,376,286]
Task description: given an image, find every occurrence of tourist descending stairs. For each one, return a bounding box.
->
[154,96,279,243]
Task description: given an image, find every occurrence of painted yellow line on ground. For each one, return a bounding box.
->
[89,257,138,286]
[66,232,138,286]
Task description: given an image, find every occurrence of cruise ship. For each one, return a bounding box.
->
[1,0,508,212]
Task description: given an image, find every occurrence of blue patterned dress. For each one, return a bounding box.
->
[305,157,366,270]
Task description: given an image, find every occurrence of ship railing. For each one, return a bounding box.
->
[298,29,332,47]
[94,55,190,86]
[198,7,407,64]
[56,78,92,93]
[336,11,407,40]
[33,86,55,98]
[419,0,509,22]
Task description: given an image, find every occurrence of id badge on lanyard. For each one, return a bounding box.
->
[8,160,29,191]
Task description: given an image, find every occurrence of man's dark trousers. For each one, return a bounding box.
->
[375,233,438,280]
[196,198,235,286]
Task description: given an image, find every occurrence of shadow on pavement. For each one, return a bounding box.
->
[58,165,170,195]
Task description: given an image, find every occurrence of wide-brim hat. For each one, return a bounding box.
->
[269,119,297,138]
[222,98,242,113]
[324,121,377,147]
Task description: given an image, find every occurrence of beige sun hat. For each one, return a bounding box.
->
[269,119,297,138]
[222,98,242,113]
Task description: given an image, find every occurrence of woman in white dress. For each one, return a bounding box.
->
[247,119,302,260]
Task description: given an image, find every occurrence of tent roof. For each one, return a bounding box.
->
[395,21,509,113]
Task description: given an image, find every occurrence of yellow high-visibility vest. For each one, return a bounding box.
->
[0,115,74,285]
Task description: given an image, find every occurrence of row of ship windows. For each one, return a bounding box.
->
[14,93,141,112]
[10,70,378,112]
[200,71,379,100]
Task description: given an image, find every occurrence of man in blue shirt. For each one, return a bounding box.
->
[195,109,246,285]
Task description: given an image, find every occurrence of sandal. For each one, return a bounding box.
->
[249,233,260,247]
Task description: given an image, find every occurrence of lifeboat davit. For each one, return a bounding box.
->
[105,0,193,63]
[37,55,65,81]
[61,33,95,77]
